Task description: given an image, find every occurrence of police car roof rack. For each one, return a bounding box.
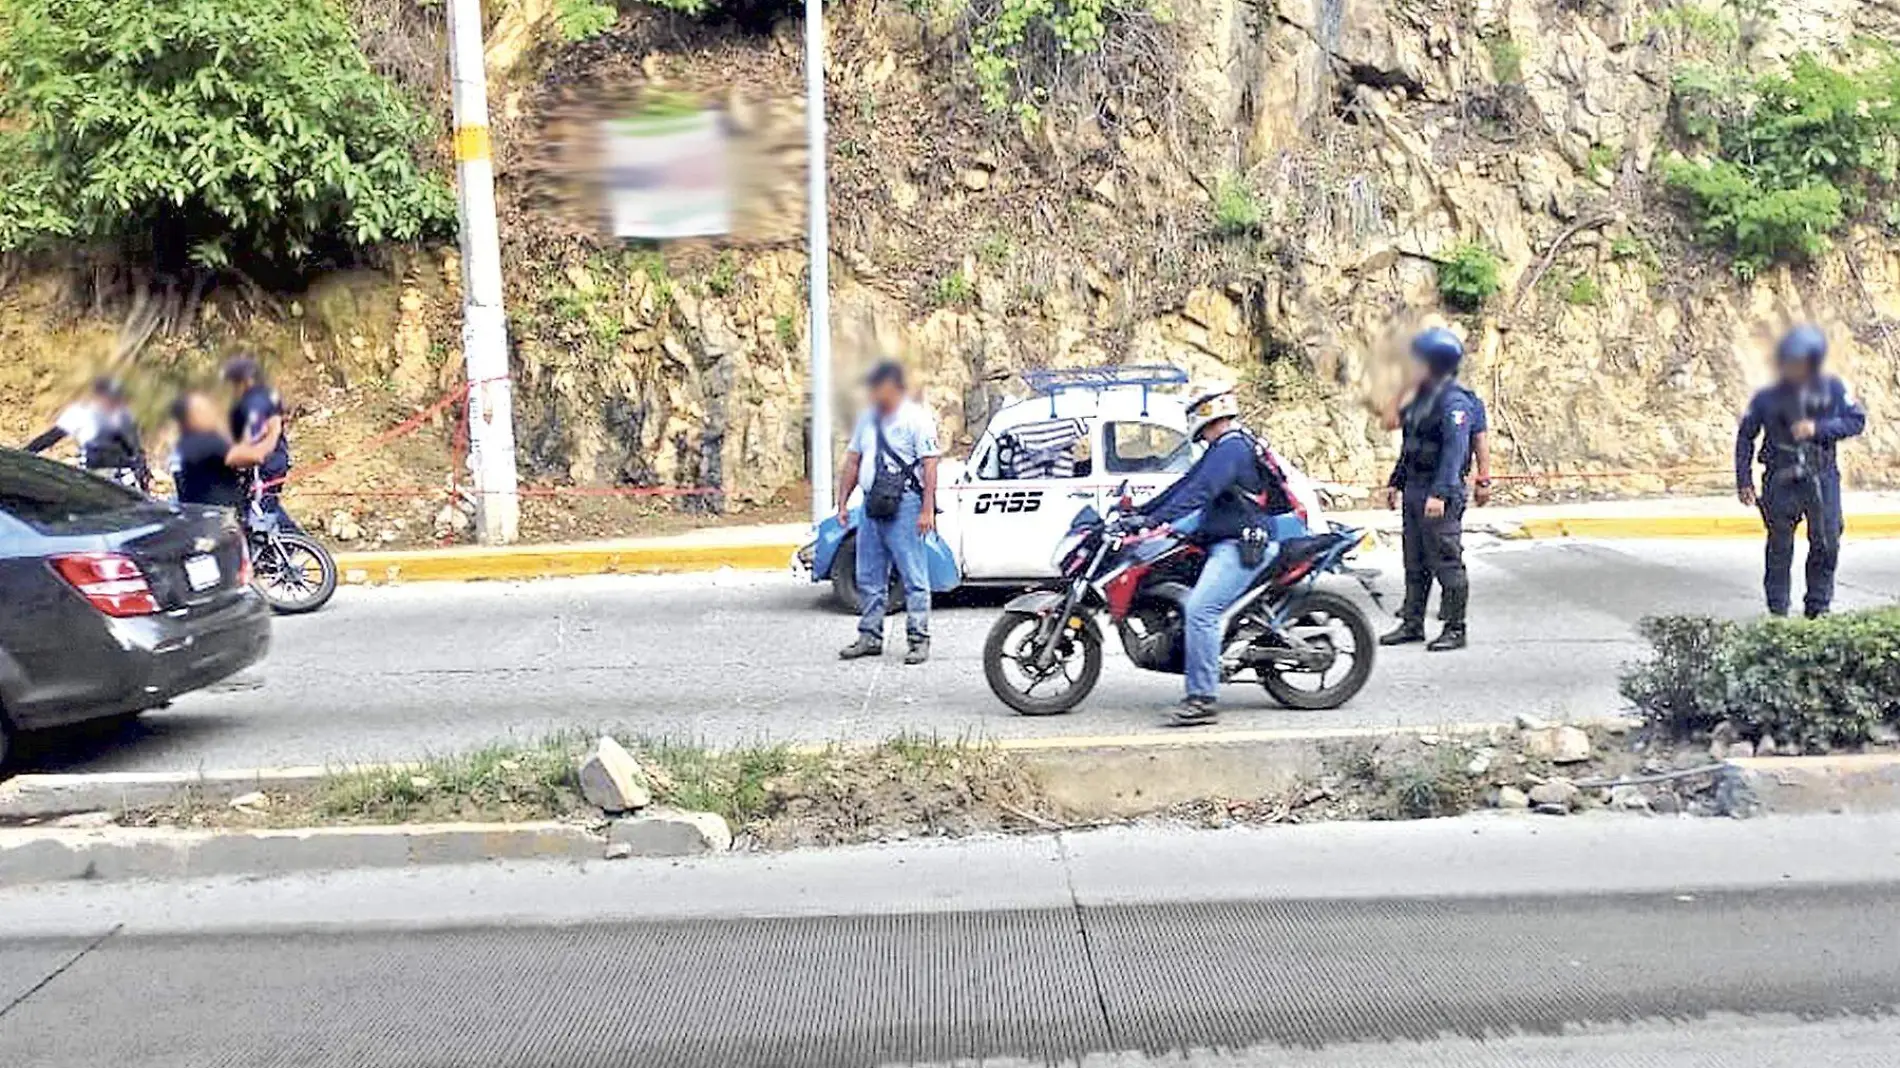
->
[1020,365,1189,418]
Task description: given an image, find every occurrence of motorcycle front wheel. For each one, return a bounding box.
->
[983,610,1103,716]
[1258,588,1375,710]
[251,532,338,615]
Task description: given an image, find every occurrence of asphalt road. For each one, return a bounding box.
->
[21,537,1900,773]
[6,815,1900,1067]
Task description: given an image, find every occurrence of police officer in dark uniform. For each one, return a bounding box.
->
[1735,324,1865,617]
[223,357,300,532]
[1380,328,1485,652]
[25,376,152,492]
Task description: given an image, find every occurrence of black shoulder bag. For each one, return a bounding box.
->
[864,417,920,520]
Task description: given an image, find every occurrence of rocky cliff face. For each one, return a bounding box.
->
[7,0,1899,518]
[485,0,1900,504]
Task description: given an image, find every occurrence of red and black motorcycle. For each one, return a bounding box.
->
[981,486,1379,716]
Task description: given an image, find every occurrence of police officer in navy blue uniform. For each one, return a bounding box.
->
[223,357,301,533]
[1735,325,1865,617]
[1380,328,1486,652]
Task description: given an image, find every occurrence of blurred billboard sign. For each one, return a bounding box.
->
[605,106,731,239]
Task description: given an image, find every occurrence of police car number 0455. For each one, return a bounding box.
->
[973,490,1043,515]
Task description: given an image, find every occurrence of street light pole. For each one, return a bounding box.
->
[805,0,834,524]
[447,0,520,544]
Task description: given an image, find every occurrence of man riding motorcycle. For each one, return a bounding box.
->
[1120,383,1304,727]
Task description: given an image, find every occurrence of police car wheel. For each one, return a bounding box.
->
[830,535,905,616]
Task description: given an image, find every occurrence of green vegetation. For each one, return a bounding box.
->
[964,0,1166,117]
[1484,32,1526,84]
[554,0,620,40]
[934,269,975,306]
[705,251,739,297]
[1663,52,1900,276]
[976,231,1016,266]
[1622,609,1900,750]
[1587,143,1621,180]
[0,0,453,269]
[1562,272,1603,306]
[1643,2,1741,55]
[1211,173,1262,238]
[1436,242,1504,310]
[774,312,798,349]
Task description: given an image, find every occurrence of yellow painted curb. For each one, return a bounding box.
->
[335,541,802,584]
[1517,513,1900,540]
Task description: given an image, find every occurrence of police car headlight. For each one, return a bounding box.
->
[1051,531,1090,574]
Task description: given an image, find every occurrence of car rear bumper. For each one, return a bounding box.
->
[9,592,272,731]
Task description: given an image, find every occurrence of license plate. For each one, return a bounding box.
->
[184,554,221,592]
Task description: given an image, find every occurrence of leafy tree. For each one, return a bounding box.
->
[0,0,455,271]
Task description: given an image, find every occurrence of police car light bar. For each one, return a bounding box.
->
[1021,365,1189,417]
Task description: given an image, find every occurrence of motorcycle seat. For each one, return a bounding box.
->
[1274,535,1335,567]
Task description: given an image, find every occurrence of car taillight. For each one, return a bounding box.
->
[51,553,161,617]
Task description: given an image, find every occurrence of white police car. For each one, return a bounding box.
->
[795,367,1326,610]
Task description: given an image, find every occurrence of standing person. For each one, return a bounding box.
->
[1380,328,1485,652]
[1735,325,1865,618]
[835,361,941,665]
[1382,375,1493,505]
[222,357,299,531]
[24,376,152,492]
[1127,383,1302,727]
[169,391,272,509]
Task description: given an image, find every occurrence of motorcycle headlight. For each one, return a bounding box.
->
[1050,531,1089,574]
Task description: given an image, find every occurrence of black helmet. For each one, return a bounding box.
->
[1411,327,1465,378]
[1775,324,1827,368]
[221,356,262,384]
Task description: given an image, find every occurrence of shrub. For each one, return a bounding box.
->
[1436,243,1503,310]
[1621,609,1900,749]
[554,0,620,40]
[964,0,1165,117]
[1211,174,1262,238]
[934,270,975,306]
[1663,52,1900,275]
[1485,33,1525,84]
[0,0,454,270]
[1562,273,1603,306]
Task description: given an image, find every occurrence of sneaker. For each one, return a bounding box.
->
[1166,696,1219,728]
[904,639,930,665]
[1426,626,1467,652]
[838,635,884,660]
[1379,622,1427,647]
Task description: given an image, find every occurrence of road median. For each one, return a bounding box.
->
[10,720,1898,886]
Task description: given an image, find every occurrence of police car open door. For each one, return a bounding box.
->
[955,418,1098,579]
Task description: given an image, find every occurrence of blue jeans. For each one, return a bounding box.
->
[857,494,931,642]
[1183,538,1278,701]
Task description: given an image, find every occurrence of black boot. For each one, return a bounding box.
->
[1166,696,1219,728]
[838,634,884,660]
[1380,621,1427,646]
[1426,626,1467,652]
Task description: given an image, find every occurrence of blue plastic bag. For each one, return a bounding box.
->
[922,529,962,592]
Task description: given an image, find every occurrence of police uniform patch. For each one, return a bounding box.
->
[1451,410,1467,426]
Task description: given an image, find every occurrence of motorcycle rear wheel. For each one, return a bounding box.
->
[1258,589,1375,710]
[983,610,1102,716]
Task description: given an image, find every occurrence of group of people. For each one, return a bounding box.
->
[26,358,296,527]
[834,323,1866,728]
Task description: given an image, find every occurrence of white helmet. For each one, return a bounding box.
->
[1184,382,1240,440]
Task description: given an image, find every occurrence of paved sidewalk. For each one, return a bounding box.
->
[333,493,1900,584]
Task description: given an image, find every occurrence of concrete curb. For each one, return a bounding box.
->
[0,822,603,886]
[1515,514,1900,540]
[335,540,802,585]
[1724,754,1900,815]
[0,765,383,821]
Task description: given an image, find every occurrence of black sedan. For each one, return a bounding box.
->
[0,448,270,766]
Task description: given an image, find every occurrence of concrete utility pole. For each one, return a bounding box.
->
[447,0,521,544]
[805,0,834,523]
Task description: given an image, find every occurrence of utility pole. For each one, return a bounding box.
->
[805,0,834,523]
[447,0,520,544]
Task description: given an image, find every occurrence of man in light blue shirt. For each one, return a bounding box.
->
[836,361,941,664]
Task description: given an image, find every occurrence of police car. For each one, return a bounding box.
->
[795,367,1326,610]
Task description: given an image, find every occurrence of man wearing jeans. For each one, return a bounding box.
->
[836,361,941,665]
